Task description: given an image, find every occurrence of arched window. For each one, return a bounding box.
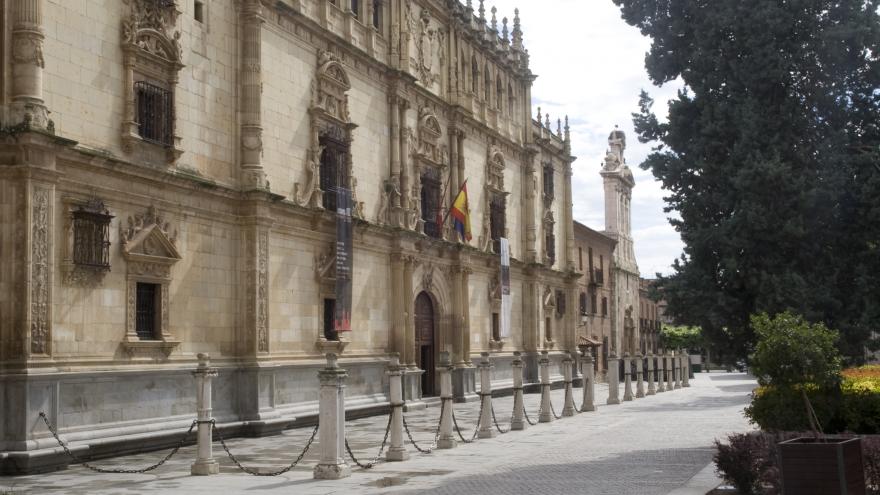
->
[496,77,503,111]
[508,83,515,115]
[579,292,588,316]
[484,64,491,102]
[471,56,479,93]
[372,0,382,29]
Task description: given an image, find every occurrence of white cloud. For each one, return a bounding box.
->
[488,0,684,275]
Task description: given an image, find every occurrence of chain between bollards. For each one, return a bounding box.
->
[38,412,197,474]
[400,399,445,454]
[490,399,511,434]
[540,383,564,420]
[213,419,318,476]
[451,396,483,444]
[345,412,392,469]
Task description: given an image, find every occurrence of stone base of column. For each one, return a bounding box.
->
[581,401,595,412]
[437,437,457,449]
[191,459,220,475]
[636,385,645,398]
[647,388,656,396]
[511,419,527,430]
[313,462,351,480]
[607,396,620,405]
[477,429,497,439]
[385,447,410,462]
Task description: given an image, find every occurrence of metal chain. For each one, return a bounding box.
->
[345,412,392,469]
[38,412,196,474]
[522,405,538,426]
[540,384,563,420]
[401,399,444,454]
[451,396,482,444]
[213,420,318,476]
[490,401,510,434]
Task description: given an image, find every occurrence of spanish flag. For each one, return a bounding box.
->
[450,180,472,242]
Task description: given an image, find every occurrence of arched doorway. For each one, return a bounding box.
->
[414,291,436,396]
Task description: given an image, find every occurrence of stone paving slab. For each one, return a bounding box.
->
[0,373,755,495]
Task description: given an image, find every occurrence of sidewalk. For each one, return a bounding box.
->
[0,372,755,495]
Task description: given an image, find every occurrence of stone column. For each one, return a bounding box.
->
[7,0,49,129]
[580,353,596,412]
[657,352,667,393]
[437,351,457,448]
[239,0,267,189]
[622,352,633,401]
[191,353,219,475]
[313,354,351,480]
[562,353,577,416]
[682,349,691,387]
[460,267,472,361]
[635,352,645,399]
[666,351,674,392]
[646,352,656,396]
[389,95,402,225]
[538,351,553,422]
[385,354,409,461]
[606,352,620,405]
[674,350,682,389]
[398,100,411,216]
[522,148,538,262]
[510,351,528,430]
[476,352,495,438]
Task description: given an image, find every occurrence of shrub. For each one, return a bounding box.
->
[745,385,848,433]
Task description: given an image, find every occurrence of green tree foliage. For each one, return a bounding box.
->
[659,324,703,351]
[612,0,880,360]
[749,311,842,388]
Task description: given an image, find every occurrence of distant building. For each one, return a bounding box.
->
[639,278,661,354]
[574,221,616,378]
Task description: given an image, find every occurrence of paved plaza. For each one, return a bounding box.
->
[1,372,756,495]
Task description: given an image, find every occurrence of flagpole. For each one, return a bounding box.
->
[437,164,453,228]
[440,179,468,227]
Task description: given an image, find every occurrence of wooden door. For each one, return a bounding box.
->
[414,292,436,396]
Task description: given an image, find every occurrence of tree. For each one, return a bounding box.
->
[659,324,703,351]
[613,0,880,361]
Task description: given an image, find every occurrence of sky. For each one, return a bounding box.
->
[487,0,684,277]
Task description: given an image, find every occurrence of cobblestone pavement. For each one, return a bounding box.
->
[1,372,756,495]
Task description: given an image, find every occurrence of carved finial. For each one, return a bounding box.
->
[537,106,542,123]
[467,0,473,11]
[512,8,523,49]
[491,6,498,31]
[557,118,562,136]
[502,17,509,41]
[479,0,485,20]
[545,113,551,129]
[564,115,571,143]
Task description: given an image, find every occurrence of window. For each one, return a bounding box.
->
[136,282,160,340]
[135,81,174,147]
[420,168,441,238]
[194,0,205,23]
[496,77,503,110]
[484,64,491,102]
[545,316,552,342]
[508,83,514,115]
[545,231,556,265]
[72,199,112,269]
[543,163,554,199]
[372,0,381,29]
[319,132,349,211]
[351,0,360,19]
[471,57,479,93]
[556,290,566,317]
[601,297,608,316]
[323,298,338,341]
[578,247,583,271]
[588,247,594,277]
[590,291,598,315]
[492,313,500,341]
[579,292,588,316]
[489,194,506,253]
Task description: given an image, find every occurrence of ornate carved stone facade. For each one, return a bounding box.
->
[0,0,583,473]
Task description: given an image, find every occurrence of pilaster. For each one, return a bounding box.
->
[4,0,49,130]
[239,0,267,190]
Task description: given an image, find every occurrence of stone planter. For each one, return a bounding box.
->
[779,436,865,495]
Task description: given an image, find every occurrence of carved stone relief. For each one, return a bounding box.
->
[407,6,445,92]
[30,186,50,355]
[257,231,269,353]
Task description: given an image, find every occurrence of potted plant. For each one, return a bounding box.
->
[749,312,865,495]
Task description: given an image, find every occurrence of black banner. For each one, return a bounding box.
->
[334,187,353,333]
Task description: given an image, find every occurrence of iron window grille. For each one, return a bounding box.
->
[489,194,506,253]
[135,81,174,147]
[72,199,113,269]
[579,292,588,316]
[319,134,349,211]
[421,169,442,239]
[135,282,160,340]
[372,0,381,29]
[545,232,556,265]
[543,163,555,200]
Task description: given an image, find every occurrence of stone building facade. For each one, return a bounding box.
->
[601,128,641,357]
[573,220,615,379]
[0,0,580,473]
[639,277,660,354]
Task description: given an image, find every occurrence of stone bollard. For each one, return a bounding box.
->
[385,353,409,461]
[538,350,554,422]
[191,353,219,475]
[510,351,528,430]
[562,353,577,416]
[580,352,596,412]
[313,353,351,480]
[635,352,645,398]
[666,351,675,392]
[682,349,691,388]
[657,352,667,392]
[437,351,457,448]
[477,352,496,438]
[622,352,634,401]
[674,350,682,389]
[607,352,620,405]
[646,352,656,396]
